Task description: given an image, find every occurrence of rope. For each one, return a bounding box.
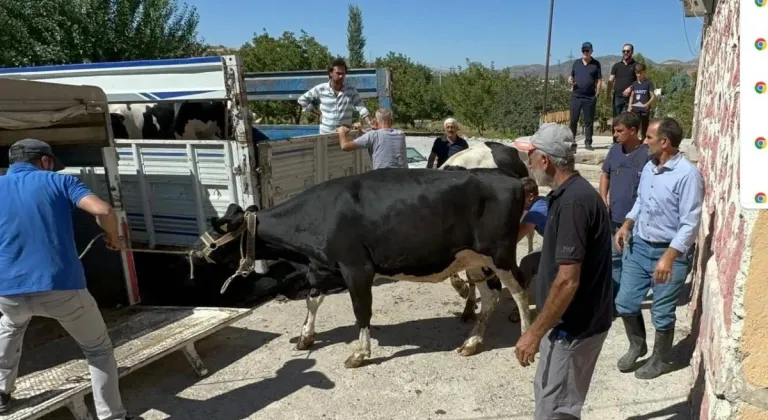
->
[79,233,200,279]
[79,211,259,294]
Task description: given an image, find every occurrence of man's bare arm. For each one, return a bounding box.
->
[78,195,120,245]
[527,262,581,338]
[517,222,535,242]
[599,173,610,206]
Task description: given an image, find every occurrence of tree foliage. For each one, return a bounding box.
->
[239,30,333,123]
[346,4,366,68]
[442,60,501,134]
[0,0,204,67]
[369,53,447,127]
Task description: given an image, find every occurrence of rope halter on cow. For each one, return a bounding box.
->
[79,211,259,293]
[217,211,258,295]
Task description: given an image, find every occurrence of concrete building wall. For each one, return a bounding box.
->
[688,0,768,418]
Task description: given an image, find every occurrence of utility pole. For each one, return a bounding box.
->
[542,0,555,115]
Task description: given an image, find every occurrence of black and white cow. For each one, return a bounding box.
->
[109,101,235,140]
[439,141,532,323]
[191,167,532,368]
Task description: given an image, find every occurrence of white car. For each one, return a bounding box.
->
[407,147,428,169]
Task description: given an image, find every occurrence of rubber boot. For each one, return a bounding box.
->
[617,315,647,372]
[635,328,675,380]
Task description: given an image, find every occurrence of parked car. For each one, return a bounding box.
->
[407,147,428,169]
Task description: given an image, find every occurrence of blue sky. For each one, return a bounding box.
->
[188,0,704,69]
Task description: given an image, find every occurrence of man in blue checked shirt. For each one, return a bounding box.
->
[614,117,704,380]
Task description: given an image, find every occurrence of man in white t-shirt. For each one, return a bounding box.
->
[337,108,408,169]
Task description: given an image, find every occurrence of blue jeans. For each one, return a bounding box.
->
[611,222,624,300]
[615,236,692,331]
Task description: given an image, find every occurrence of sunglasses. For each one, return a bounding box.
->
[623,50,632,53]
[582,49,591,53]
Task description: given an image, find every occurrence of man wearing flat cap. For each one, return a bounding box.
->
[512,124,613,419]
[0,139,135,419]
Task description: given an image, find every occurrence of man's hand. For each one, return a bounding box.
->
[104,234,125,251]
[615,226,631,253]
[623,86,632,97]
[515,329,543,367]
[337,126,350,136]
[568,75,574,85]
[653,255,674,284]
[352,122,363,131]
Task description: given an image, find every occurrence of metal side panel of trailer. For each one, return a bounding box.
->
[257,132,373,208]
[62,139,245,249]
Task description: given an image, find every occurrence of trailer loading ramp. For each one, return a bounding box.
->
[0,306,254,420]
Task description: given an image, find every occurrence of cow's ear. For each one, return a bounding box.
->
[223,203,244,218]
[245,204,260,213]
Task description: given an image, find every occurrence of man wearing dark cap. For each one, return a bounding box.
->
[0,139,133,419]
[568,42,603,151]
[514,124,613,419]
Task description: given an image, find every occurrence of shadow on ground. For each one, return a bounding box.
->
[131,357,333,419]
[625,400,692,419]
[286,288,524,367]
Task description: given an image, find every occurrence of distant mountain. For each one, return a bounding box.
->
[505,55,699,78]
[428,55,699,78]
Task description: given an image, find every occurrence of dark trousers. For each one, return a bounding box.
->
[612,96,629,143]
[569,95,596,146]
[612,95,629,117]
[634,112,650,139]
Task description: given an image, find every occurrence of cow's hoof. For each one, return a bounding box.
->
[457,337,482,356]
[344,351,367,368]
[460,308,477,323]
[296,333,316,350]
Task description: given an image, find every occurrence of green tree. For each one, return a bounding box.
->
[346,4,366,68]
[442,60,500,135]
[239,30,333,123]
[492,72,545,137]
[0,0,205,67]
[370,52,448,127]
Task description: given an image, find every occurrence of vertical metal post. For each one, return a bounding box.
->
[542,0,555,115]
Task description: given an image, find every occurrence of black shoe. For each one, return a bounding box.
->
[0,392,11,413]
[585,144,594,151]
[635,328,675,379]
[617,315,648,372]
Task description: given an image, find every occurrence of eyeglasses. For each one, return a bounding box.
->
[622,50,632,53]
[581,49,590,53]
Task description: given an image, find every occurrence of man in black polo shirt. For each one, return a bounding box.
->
[569,41,602,151]
[427,117,469,168]
[514,123,613,419]
[607,44,638,143]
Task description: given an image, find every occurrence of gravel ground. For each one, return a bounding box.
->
[41,235,694,420]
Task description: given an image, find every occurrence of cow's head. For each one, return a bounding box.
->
[191,203,261,267]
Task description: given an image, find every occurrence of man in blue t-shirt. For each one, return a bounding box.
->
[0,139,134,418]
[517,177,549,288]
[599,112,651,300]
[427,118,469,168]
[628,62,657,140]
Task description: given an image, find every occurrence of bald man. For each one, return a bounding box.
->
[428,118,469,168]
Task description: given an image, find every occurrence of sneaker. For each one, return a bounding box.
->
[0,392,11,413]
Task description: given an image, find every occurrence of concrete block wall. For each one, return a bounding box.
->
[688,0,768,418]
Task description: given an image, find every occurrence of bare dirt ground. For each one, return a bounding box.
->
[42,235,695,420]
